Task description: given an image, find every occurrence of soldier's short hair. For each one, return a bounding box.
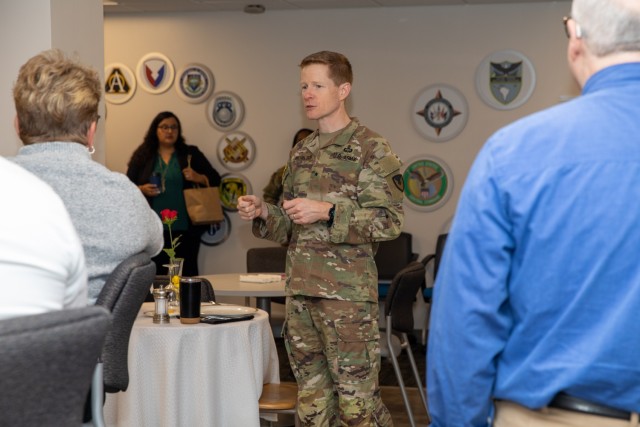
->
[299,51,353,86]
[13,49,101,145]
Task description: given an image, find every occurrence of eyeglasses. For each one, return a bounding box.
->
[158,125,178,131]
[563,16,583,39]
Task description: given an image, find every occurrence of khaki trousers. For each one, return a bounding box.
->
[494,400,640,427]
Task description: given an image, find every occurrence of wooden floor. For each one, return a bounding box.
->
[271,336,430,426]
[382,386,430,427]
[260,386,429,427]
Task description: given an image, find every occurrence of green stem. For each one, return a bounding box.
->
[168,224,175,262]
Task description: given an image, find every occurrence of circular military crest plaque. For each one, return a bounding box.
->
[475,50,536,110]
[207,91,245,131]
[136,52,175,94]
[216,131,256,171]
[104,63,136,105]
[402,156,453,212]
[412,84,468,142]
[219,173,252,211]
[176,63,214,104]
[200,211,232,246]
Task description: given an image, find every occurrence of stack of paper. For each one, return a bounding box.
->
[239,274,283,283]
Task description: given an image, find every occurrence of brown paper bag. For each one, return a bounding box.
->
[183,186,224,225]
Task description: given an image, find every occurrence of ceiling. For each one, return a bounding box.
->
[103,0,569,14]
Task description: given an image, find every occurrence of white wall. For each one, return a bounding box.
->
[104,2,579,275]
[0,0,54,156]
[0,0,105,161]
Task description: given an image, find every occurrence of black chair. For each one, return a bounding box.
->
[0,306,111,426]
[420,233,448,344]
[246,246,288,304]
[420,233,448,295]
[380,261,430,427]
[90,252,156,427]
[374,232,419,299]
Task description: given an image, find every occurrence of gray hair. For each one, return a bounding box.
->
[572,0,640,56]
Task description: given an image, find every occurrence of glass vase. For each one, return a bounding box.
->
[163,259,183,314]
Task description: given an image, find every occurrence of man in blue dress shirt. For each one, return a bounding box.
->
[427,0,640,425]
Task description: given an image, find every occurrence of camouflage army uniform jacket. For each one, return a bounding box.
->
[253,118,404,303]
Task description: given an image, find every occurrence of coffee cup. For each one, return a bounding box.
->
[179,277,201,324]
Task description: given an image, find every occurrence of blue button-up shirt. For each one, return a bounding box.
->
[427,63,640,426]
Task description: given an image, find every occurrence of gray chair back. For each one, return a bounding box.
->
[246,246,288,273]
[420,233,448,282]
[0,306,111,426]
[95,252,156,392]
[384,261,426,333]
[247,246,288,305]
[374,232,418,282]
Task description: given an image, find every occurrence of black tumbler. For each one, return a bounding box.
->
[179,277,201,324]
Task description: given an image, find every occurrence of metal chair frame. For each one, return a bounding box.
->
[381,260,431,427]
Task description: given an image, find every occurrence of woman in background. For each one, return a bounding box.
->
[127,111,220,276]
[262,128,313,206]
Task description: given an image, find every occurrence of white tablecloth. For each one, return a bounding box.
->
[104,303,280,427]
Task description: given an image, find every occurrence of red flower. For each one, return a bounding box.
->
[161,209,178,224]
[160,209,180,261]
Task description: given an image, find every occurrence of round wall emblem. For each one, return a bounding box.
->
[412,84,468,142]
[219,173,252,211]
[104,63,136,104]
[403,156,453,212]
[176,63,214,104]
[217,131,256,171]
[136,52,175,94]
[200,211,232,246]
[475,50,536,110]
[207,91,245,131]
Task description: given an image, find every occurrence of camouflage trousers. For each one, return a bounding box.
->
[283,296,394,427]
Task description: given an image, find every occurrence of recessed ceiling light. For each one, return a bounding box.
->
[103,1,119,5]
[244,4,266,14]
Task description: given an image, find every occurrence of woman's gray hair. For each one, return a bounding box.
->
[572,0,640,57]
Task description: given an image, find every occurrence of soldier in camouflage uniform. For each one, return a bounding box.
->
[238,51,404,426]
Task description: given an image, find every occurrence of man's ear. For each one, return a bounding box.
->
[339,82,351,101]
[13,116,20,136]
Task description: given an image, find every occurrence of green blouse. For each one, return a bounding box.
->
[151,153,189,231]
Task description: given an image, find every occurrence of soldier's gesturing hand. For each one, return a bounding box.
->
[237,195,267,221]
[283,198,333,225]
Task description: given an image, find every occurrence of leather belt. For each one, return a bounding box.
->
[549,393,631,421]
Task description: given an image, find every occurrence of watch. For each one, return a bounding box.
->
[327,204,335,228]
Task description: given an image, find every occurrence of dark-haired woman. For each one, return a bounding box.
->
[127,111,220,276]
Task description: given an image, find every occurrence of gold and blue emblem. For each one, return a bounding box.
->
[176,63,214,104]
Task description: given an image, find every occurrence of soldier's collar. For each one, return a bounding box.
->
[320,118,358,148]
